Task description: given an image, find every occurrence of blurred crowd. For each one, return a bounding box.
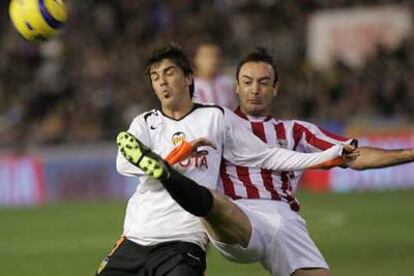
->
[0,0,413,150]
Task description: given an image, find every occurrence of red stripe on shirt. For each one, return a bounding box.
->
[220,161,238,200]
[234,107,248,120]
[281,171,300,211]
[274,122,289,191]
[251,122,266,142]
[293,123,334,150]
[236,166,260,199]
[275,122,299,209]
[251,121,280,200]
[274,122,286,140]
[261,168,280,200]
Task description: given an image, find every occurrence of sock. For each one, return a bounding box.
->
[160,167,214,217]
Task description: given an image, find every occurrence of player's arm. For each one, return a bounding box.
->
[345,147,414,170]
[221,109,357,171]
[291,121,414,170]
[116,117,150,176]
[292,120,358,168]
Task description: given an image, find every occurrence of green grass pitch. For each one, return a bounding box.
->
[1,190,414,275]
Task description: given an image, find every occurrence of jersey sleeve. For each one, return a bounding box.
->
[291,120,357,153]
[221,109,345,171]
[116,115,151,177]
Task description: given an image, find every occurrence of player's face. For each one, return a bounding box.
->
[236,61,278,116]
[149,59,193,109]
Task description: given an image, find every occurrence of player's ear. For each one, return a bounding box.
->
[235,80,240,95]
[272,82,279,97]
[185,75,193,87]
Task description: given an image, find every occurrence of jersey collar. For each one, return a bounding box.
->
[234,106,273,122]
[160,104,199,121]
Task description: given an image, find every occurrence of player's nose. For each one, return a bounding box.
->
[250,82,260,95]
[159,75,168,86]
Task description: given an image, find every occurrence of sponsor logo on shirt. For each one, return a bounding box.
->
[171,131,208,169]
[172,131,186,146]
[178,156,208,169]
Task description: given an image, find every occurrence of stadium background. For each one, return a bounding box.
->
[0,0,413,275]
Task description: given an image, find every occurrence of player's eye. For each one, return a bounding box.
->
[150,74,159,82]
[166,68,175,76]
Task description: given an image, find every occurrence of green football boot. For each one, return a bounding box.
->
[116,131,169,179]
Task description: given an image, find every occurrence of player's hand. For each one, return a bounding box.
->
[342,143,360,162]
[165,138,216,165]
[309,143,360,170]
[190,138,217,158]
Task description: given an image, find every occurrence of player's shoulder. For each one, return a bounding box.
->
[143,109,161,121]
[294,120,321,130]
[128,109,162,128]
[278,119,318,128]
[271,119,319,137]
[193,103,225,114]
[130,109,158,122]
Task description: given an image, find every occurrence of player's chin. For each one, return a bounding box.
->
[161,97,176,107]
[247,101,261,107]
[246,105,265,116]
[158,93,171,101]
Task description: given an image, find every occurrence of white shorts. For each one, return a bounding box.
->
[209,199,329,276]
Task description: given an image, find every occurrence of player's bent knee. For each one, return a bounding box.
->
[204,193,252,247]
[209,191,247,223]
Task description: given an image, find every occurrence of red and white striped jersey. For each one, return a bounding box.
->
[218,107,354,211]
[194,75,238,110]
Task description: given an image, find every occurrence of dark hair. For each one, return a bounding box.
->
[236,47,279,86]
[145,44,194,98]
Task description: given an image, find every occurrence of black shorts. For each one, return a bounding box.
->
[96,237,206,276]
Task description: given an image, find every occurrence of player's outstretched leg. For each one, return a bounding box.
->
[117,131,170,179]
[117,131,213,217]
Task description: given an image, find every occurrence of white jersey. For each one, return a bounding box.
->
[193,75,238,110]
[219,108,353,211]
[117,104,345,250]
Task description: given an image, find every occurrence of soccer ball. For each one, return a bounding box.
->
[9,0,68,42]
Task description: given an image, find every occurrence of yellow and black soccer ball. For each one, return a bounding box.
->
[9,0,68,42]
